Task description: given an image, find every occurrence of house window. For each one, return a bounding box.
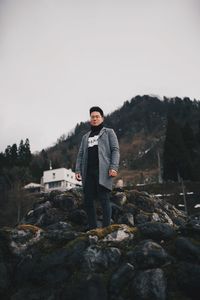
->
[49,181,61,188]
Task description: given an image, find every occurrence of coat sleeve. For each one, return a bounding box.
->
[108,129,120,171]
[75,137,84,173]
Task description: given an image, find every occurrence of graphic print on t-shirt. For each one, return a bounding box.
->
[88,135,99,148]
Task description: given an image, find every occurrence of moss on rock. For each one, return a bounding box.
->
[17,224,43,234]
[86,224,138,239]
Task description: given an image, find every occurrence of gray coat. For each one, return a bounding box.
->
[75,127,120,190]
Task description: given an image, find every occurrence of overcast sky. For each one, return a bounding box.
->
[0,0,200,153]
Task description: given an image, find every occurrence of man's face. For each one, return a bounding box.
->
[90,111,104,126]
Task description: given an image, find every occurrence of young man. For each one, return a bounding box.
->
[75,106,120,230]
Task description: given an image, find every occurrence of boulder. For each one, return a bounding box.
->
[131,268,167,300]
[83,245,121,272]
[109,263,135,298]
[138,222,176,241]
[127,239,173,269]
[176,262,200,298]
[175,237,200,263]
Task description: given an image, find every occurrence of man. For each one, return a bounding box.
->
[75,106,120,230]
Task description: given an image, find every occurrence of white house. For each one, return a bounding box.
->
[24,182,43,193]
[41,167,81,192]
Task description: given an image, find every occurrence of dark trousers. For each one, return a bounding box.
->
[83,168,111,230]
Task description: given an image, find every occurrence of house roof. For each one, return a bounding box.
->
[24,182,42,189]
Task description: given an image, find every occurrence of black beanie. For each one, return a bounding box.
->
[89,106,104,117]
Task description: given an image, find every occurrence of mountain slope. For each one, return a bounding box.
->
[39,95,200,184]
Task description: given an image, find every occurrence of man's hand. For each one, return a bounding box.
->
[75,173,82,181]
[109,169,118,177]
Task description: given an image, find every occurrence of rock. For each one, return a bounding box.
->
[15,250,70,286]
[52,194,78,211]
[43,229,78,244]
[131,268,167,300]
[68,209,88,225]
[15,236,89,286]
[83,245,121,272]
[162,202,186,220]
[87,224,136,241]
[124,203,139,216]
[60,273,107,300]
[150,212,161,222]
[127,190,155,212]
[9,224,43,255]
[118,212,134,226]
[33,200,52,211]
[22,201,52,225]
[180,214,200,235]
[88,235,99,245]
[176,262,200,298]
[111,192,127,206]
[11,286,59,300]
[109,263,135,298]
[135,213,150,224]
[102,225,134,243]
[0,261,10,290]
[138,222,175,241]
[127,240,172,269]
[46,221,73,230]
[44,190,61,201]
[0,188,198,299]
[154,209,173,225]
[175,237,200,263]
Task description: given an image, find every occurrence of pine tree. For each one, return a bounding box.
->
[10,143,18,166]
[197,120,200,145]
[24,138,32,165]
[5,145,12,167]
[182,122,196,156]
[0,152,6,171]
[163,116,192,181]
[18,139,32,166]
[18,140,26,166]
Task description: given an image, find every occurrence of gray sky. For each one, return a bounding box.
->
[0,0,200,153]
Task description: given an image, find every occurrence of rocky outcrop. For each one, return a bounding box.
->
[0,188,199,300]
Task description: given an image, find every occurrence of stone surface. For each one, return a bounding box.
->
[131,268,167,300]
[138,222,175,241]
[0,188,198,300]
[83,245,121,272]
[127,239,172,269]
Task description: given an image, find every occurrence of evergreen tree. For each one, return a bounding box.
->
[197,120,200,145]
[18,140,26,166]
[163,116,192,181]
[41,149,49,170]
[18,139,32,166]
[0,152,6,172]
[10,143,18,166]
[24,138,32,165]
[182,122,196,157]
[5,145,12,167]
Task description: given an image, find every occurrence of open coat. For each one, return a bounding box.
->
[75,127,120,190]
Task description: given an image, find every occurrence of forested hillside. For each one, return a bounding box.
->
[34,95,200,183]
[1,95,200,225]
[1,95,200,184]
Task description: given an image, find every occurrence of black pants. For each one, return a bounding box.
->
[83,168,111,230]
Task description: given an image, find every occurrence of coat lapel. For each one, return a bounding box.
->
[98,127,106,138]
